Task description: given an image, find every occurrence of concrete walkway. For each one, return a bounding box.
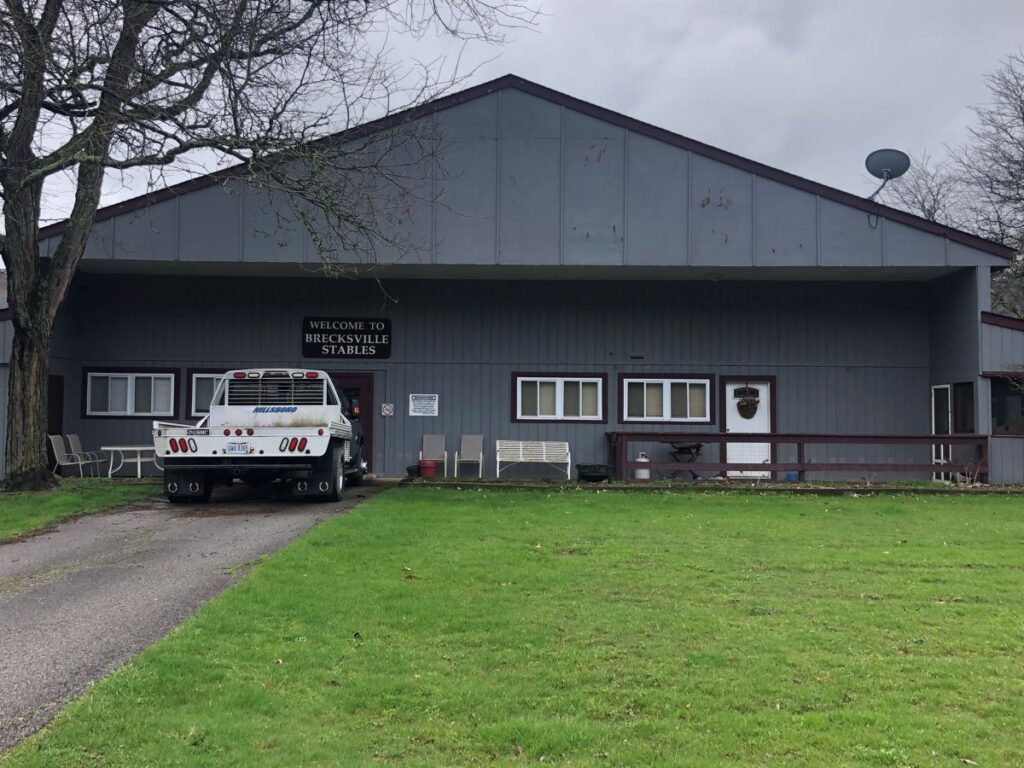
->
[0,482,388,751]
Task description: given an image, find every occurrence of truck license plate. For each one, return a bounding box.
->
[225,442,250,455]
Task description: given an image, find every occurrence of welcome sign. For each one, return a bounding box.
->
[302,317,392,359]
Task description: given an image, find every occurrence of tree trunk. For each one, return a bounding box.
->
[4,322,55,490]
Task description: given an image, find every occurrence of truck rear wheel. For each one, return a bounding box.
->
[165,471,213,504]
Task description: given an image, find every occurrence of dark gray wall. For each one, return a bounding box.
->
[930,269,981,386]
[54,273,940,477]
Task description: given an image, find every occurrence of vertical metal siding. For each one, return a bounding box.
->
[624,134,687,266]
[982,323,1024,372]
[688,154,754,267]
[989,437,1024,484]
[42,88,1006,270]
[54,274,939,478]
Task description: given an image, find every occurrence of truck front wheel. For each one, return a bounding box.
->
[326,442,345,502]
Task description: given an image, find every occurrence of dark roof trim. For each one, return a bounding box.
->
[38,74,1014,260]
[982,311,1024,332]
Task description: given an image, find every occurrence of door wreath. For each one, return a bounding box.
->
[736,385,760,419]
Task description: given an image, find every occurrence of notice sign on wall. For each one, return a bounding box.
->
[409,394,439,417]
[302,317,392,359]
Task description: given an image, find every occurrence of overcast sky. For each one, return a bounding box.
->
[442,0,1024,196]
[37,0,1024,220]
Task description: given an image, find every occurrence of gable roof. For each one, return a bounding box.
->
[39,74,1014,261]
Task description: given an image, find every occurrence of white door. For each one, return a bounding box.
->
[725,381,772,478]
[931,384,952,480]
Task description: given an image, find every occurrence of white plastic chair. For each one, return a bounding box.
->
[455,434,484,478]
[48,434,90,477]
[67,434,105,476]
[419,434,448,477]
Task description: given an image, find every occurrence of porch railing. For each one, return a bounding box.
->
[606,432,988,481]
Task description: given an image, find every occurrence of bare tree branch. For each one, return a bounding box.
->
[0,0,537,488]
[882,50,1024,317]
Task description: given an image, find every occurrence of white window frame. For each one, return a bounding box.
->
[515,376,604,421]
[191,373,226,417]
[622,377,711,423]
[86,372,175,417]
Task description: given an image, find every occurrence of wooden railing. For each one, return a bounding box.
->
[606,432,988,481]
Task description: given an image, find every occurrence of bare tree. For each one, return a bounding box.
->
[0,0,534,489]
[878,150,966,228]
[882,52,1024,318]
[954,50,1024,257]
[954,51,1024,319]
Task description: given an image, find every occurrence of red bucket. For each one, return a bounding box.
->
[418,459,439,479]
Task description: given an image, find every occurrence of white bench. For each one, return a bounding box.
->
[496,440,571,479]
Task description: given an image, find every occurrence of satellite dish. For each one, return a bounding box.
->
[865,148,911,200]
[865,148,911,180]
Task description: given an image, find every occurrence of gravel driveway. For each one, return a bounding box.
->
[0,482,388,751]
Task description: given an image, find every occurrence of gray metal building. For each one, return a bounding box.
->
[5,75,1024,481]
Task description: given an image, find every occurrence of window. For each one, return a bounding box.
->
[87,372,174,416]
[623,378,710,422]
[191,373,226,417]
[515,375,603,421]
[952,382,975,433]
[992,377,1024,435]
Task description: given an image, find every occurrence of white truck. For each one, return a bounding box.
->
[152,368,365,503]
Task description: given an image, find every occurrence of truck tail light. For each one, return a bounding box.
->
[288,437,298,452]
[298,437,308,452]
[235,428,243,437]
[246,428,254,436]
[305,371,319,378]
[188,439,198,453]
[169,439,179,453]
[233,372,246,379]
[223,429,231,436]
[279,438,288,452]
[317,428,324,436]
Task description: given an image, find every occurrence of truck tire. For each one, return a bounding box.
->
[326,442,345,502]
[346,439,365,486]
[165,472,213,504]
[347,463,364,486]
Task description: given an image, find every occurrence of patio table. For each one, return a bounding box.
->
[101,445,163,478]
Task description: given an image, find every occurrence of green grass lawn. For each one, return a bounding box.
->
[5,488,1024,767]
[0,478,160,543]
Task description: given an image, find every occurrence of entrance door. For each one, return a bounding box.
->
[724,379,772,478]
[931,384,952,480]
[46,375,64,471]
[329,372,375,472]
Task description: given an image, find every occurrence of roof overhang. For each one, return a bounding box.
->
[75,259,966,282]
